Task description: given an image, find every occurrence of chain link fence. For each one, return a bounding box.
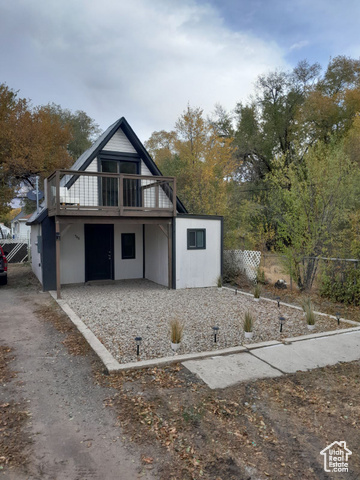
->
[260,254,360,305]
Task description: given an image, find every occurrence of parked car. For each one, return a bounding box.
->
[0,246,8,285]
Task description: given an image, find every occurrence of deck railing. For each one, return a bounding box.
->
[47,170,177,217]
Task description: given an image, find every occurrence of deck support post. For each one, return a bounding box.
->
[55,219,61,299]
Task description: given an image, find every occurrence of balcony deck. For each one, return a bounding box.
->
[47,170,177,218]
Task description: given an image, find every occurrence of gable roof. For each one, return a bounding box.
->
[11,210,34,224]
[27,116,187,224]
[69,116,187,213]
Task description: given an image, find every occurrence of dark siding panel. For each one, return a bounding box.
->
[41,216,56,291]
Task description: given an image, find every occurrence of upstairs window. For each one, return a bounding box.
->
[187,229,206,250]
[122,233,136,259]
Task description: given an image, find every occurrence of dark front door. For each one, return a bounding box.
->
[85,224,114,282]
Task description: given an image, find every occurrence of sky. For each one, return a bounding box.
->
[1,0,360,141]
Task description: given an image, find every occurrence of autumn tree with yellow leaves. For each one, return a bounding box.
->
[0,84,74,216]
[145,105,237,217]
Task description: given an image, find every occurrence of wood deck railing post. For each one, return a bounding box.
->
[119,174,124,215]
[172,178,177,216]
[45,178,50,209]
[55,171,60,215]
[155,183,159,208]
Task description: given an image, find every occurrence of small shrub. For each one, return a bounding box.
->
[243,311,253,332]
[170,318,184,344]
[304,304,316,325]
[320,264,360,305]
[253,283,261,299]
[301,297,312,313]
[256,267,266,284]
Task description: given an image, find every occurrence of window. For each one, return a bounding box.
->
[101,158,139,207]
[187,229,206,250]
[122,233,136,259]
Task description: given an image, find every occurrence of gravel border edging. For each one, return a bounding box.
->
[49,291,122,373]
[222,286,359,326]
[49,290,360,373]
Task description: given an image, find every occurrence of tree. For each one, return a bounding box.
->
[46,103,101,160]
[234,60,321,181]
[265,139,358,290]
[0,207,21,228]
[0,84,73,216]
[146,105,237,218]
[298,56,360,145]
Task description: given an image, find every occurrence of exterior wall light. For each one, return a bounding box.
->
[212,326,220,343]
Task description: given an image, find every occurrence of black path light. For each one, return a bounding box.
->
[276,296,281,308]
[279,316,286,333]
[335,312,341,325]
[135,336,142,356]
[212,326,220,343]
[235,288,238,295]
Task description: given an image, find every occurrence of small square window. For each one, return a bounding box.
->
[122,233,135,259]
[187,229,206,250]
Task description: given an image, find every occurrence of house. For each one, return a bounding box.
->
[0,223,11,239]
[27,117,223,297]
[11,210,32,241]
[320,441,352,473]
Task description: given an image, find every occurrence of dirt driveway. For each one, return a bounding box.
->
[0,265,154,480]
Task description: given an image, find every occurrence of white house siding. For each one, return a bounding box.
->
[114,224,143,280]
[103,128,137,153]
[12,220,31,240]
[60,224,85,284]
[175,217,221,289]
[30,224,42,284]
[144,224,168,287]
[140,161,173,210]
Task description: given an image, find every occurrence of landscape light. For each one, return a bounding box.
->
[135,336,142,356]
[235,288,238,295]
[279,316,286,333]
[335,312,341,325]
[276,296,280,308]
[212,326,220,343]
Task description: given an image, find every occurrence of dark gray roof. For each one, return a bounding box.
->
[27,205,46,225]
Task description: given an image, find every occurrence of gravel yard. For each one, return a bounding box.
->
[61,279,352,364]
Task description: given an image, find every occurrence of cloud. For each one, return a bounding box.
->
[289,40,309,51]
[0,0,288,139]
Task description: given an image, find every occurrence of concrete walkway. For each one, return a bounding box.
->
[182,330,360,389]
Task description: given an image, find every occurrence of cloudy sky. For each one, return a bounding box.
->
[1,0,359,141]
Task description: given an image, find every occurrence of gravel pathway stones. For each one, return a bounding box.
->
[60,280,353,365]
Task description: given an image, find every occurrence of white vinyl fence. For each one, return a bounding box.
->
[224,250,261,283]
